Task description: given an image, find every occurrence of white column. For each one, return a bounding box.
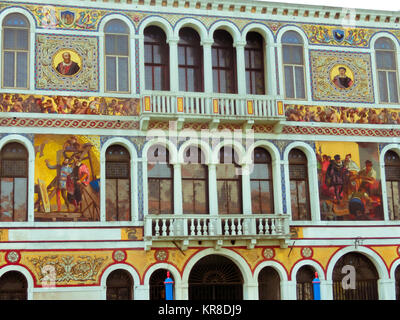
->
[320,280,333,300]
[308,160,321,222]
[208,163,218,215]
[378,279,396,300]
[380,161,390,220]
[280,279,293,300]
[173,163,183,215]
[266,43,278,97]
[285,280,298,300]
[234,41,247,95]
[243,281,258,300]
[202,39,214,93]
[168,37,179,92]
[134,284,149,300]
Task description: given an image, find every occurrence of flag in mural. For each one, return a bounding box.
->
[316,141,383,221]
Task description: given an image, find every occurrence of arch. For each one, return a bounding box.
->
[178,139,212,165]
[0,265,34,300]
[276,25,309,45]
[182,248,253,292]
[253,260,289,283]
[379,144,400,164]
[209,20,241,44]
[244,140,280,164]
[241,22,274,45]
[370,31,400,51]
[100,137,138,222]
[173,17,208,43]
[290,259,325,281]
[142,138,178,164]
[326,246,389,281]
[390,258,400,280]
[211,139,246,165]
[0,7,36,30]
[143,262,182,289]
[98,13,135,35]
[138,15,174,41]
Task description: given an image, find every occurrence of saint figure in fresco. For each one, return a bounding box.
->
[56,52,80,76]
[333,67,353,89]
[357,160,377,195]
[325,154,345,201]
[67,153,90,212]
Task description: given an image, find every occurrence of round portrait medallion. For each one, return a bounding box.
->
[330,64,355,90]
[52,49,82,77]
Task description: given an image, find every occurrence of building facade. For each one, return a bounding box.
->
[0,0,399,300]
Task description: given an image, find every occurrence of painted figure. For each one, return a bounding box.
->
[56,52,80,76]
[326,154,345,201]
[333,67,353,89]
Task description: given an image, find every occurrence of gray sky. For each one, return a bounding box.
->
[257,0,399,11]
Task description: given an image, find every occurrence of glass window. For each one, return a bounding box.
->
[282,31,305,99]
[144,26,169,91]
[375,37,399,103]
[289,149,310,220]
[212,30,237,94]
[0,142,28,222]
[2,14,29,89]
[105,20,130,93]
[147,145,173,214]
[178,28,203,92]
[182,147,208,214]
[385,150,400,220]
[106,145,131,221]
[250,148,274,214]
[245,32,265,95]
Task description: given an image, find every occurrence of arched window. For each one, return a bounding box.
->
[106,269,133,300]
[217,147,242,214]
[0,142,28,221]
[375,37,399,103]
[182,146,208,214]
[384,150,400,220]
[104,20,130,93]
[296,265,315,300]
[0,271,27,300]
[147,145,173,214]
[150,269,174,300]
[245,32,265,95]
[144,26,169,91]
[258,267,281,300]
[106,145,131,221]
[282,31,305,99]
[212,30,237,94]
[289,149,310,220]
[396,265,400,300]
[2,13,29,89]
[178,28,203,92]
[250,148,274,214]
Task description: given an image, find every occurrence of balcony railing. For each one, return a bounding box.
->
[141,92,285,119]
[144,214,290,240]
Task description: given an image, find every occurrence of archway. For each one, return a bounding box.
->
[332,252,379,300]
[150,268,174,300]
[106,269,133,300]
[296,265,315,300]
[258,266,281,300]
[0,271,27,300]
[395,265,400,300]
[188,255,243,300]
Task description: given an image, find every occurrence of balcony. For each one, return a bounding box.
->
[140,92,286,131]
[144,214,291,250]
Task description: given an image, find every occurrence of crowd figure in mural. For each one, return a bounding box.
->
[286,105,400,124]
[35,136,98,217]
[0,93,139,116]
[318,152,382,220]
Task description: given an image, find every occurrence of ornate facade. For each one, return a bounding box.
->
[0,0,399,300]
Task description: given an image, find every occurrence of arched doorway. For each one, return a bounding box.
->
[296,265,315,300]
[258,266,281,300]
[332,252,379,300]
[189,255,243,300]
[0,271,27,300]
[106,269,133,300]
[395,265,400,300]
[150,269,174,300]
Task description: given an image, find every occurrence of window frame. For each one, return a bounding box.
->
[245,32,266,95]
[1,13,30,90]
[384,150,400,220]
[104,19,131,94]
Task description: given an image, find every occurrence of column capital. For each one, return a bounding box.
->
[201,39,214,46]
[167,36,180,44]
[233,40,247,48]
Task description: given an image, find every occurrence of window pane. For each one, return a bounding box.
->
[148,163,172,178]
[3,51,15,87]
[217,181,229,214]
[194,180,207,214]
[179,67,186,91]
[13,177,26,221]
[251,180,261,214]
[116,35,129,56]
[144,44,153,64]
[182,180,195,213]
[246,71,251,94]
[178,46,186,65]
[290,180,299,219]
[159,179,172,214]
[260,180,273,213]
[376,51,395,70]
[284,66,294,98]
[250,163,269,179]
[253,50,263,69]
[148,179,160,214]
[145,65,153,90]
[3,29,16,49]
[0,178,14,221]
[388,71,399,103]
[227,181,241,214]
[153,44,162,64]
[16,29,28,50]
[255,71,265,94]
[187,68,195,92]
[212,48,218,67]
[245,50,250,69]
[295,66,305,99]
[106,56,117,92]
[16,52,27,88]
[378,71,389,102]
[297,181,309,220]
[118,57,129,92]
[154,66,162,91]
[213,69,219,92]
[117,179,130,221]
[105,34,116,55]
[106,179,117,221]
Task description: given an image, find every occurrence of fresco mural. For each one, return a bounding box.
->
[34,135,100,221]
[316,141,383,221]
[0,93,140,116]
[285,105,400,124]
